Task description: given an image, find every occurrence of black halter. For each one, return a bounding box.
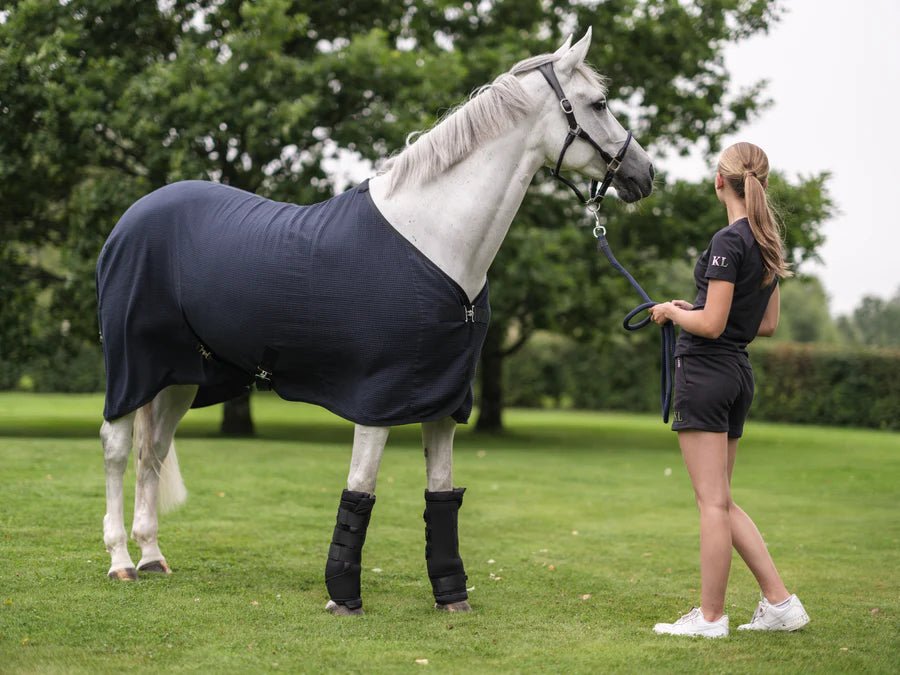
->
[536,62,633,207]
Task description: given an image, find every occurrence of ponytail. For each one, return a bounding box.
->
[718,143,791,286]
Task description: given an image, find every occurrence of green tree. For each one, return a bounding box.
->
[1,0,832,432]
[775,276,840,343]
[836,287,900,349]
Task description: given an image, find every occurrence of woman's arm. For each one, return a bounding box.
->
[649,280,734,339]
[756,284,780,337]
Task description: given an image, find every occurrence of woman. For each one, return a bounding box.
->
[648,142,809,638]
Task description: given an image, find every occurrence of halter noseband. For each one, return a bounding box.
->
[536,62,632,209]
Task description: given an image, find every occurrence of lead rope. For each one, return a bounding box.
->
[590,214,675,423]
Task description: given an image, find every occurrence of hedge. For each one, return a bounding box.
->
[750,343,900,430]
[1,343,105,393]
[505,332,900,430]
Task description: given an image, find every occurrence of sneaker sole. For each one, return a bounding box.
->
[738,612,809,632]
[654,627,729,638]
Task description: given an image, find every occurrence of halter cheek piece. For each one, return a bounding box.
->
[536,63,633,208]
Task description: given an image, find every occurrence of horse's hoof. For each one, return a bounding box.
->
[138,560,171,574]
[435,600,471,612]
[325,600,364,616]
[107,567,138,581]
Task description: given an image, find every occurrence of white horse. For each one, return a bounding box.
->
[98,29,654,615]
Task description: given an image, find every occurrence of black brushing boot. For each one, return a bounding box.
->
[325,489,376,613]
[424,487,469,608]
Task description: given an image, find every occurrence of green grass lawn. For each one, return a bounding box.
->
[0,393,897,673]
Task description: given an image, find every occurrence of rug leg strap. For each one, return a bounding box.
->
[424,487,468,605]
[325,489,376,610]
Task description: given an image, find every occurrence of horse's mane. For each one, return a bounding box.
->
[379,53,609,195]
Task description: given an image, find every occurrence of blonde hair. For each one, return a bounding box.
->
[718,142,791,286]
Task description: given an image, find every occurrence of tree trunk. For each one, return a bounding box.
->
[475,328,504,433]
[221,390,255,436]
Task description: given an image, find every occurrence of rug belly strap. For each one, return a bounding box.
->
[325,489,376,610]
[423,488,468,605]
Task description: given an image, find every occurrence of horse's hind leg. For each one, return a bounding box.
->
[102,411,138,580]
[422,417,471,612]
[131,384,197,574]
[324,424,389,616]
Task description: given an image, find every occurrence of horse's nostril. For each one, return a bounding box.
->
[648,164,656,180]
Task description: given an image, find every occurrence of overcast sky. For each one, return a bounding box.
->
[660,0,900,315]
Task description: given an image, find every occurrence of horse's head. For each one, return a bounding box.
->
[523,29,654,204]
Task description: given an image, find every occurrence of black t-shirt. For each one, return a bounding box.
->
[675,218,777,358]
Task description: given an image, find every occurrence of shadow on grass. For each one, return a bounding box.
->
[0,419,351,442]
[0,418,672,454]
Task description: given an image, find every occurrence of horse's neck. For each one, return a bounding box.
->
[368,128,544,301]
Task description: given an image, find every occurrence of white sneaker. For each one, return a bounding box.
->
[653,607,729,638]
[738,594,809,631]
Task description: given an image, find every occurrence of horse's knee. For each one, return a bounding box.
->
[101,419,132,470]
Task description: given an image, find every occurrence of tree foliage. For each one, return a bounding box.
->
[0,0,834,430]
[775,275,840,344]
[836,287,900,349]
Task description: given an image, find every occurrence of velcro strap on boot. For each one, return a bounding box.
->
[430,572,468,596]
[337,509,370,532]
[331,527,362,548]
[328,542,362,563]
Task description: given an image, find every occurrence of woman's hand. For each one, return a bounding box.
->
[650,299,692,325]
[649,302,675,325]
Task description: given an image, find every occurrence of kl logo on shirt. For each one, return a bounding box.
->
[711,256,728,267]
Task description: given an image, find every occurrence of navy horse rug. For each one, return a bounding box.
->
[96,180,491,425]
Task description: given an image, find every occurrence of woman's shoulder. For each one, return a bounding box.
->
[711,219,754,248]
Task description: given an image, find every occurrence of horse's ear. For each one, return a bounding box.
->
[553,34,573,58]
[556,27,592,75]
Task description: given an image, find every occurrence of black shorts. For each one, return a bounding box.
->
[670,353,755,438]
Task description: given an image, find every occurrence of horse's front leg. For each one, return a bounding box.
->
[422,417,471,612]
[324,424,389,616]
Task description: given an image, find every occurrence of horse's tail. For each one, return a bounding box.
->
[133,403,188,514]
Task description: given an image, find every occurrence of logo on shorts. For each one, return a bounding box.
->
[711,256,728,267]
[673,410,684,422]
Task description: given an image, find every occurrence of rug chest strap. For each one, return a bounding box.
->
[437,306,491,324]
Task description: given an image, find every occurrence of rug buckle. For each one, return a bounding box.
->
[254,346,279,391]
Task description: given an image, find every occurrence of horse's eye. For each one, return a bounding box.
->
[592,100,607,112]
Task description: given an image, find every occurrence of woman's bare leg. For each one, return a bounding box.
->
[726,438,790,603]
[679,430,732,621]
